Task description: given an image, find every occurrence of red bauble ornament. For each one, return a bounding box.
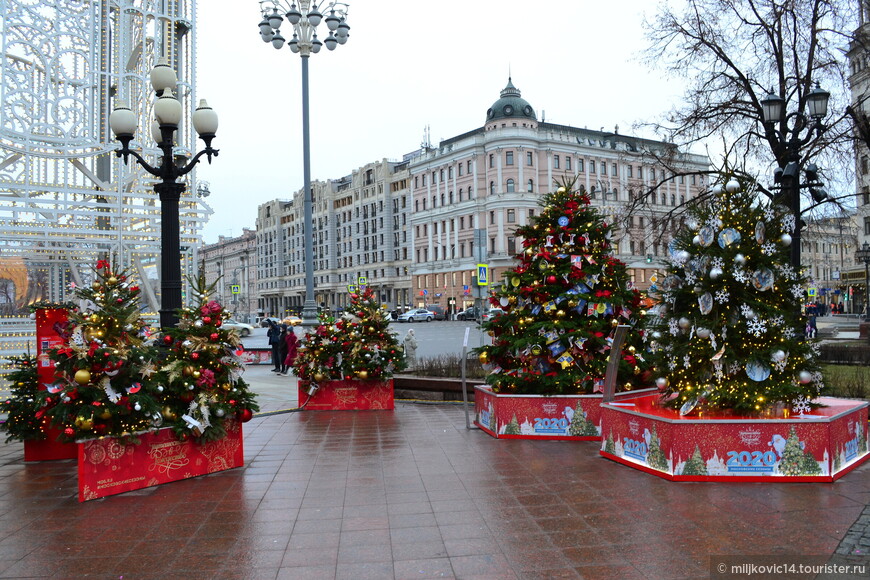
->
[202,316,212,324]
[546,275,557,284]
[228,400,236,406]
[215,319,222,327]
[180,392,194,403]
[116,298,123,303]
[64,427,75,437]
[210,333,219,341]
[163,335,173,344]
[238,408,253,423]
[191,352,200,360]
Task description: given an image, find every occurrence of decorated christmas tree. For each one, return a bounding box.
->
[44,260,163,441]
[566,402,598,436]
[158,272,258,441]
[647,176,823,415]
[0,354,47,442]
[681,446,708,476]
[778,426,822,476]
[294,286,405,382]
[475,179,651,395]
[646,426,669,471]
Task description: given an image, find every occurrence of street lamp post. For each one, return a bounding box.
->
[109,58,219,330]
[857,242,870,322]
[257,0,350,327]
[758,84,831,273]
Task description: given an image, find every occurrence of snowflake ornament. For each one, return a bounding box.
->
[668,360,677,371]
[669,318,680,336]
[761,242,778,256]
[684,272,697,285]
[790,284,805,299]
[773,359,788,373]
[740,304,753,318]
[713,360,724,380]
[781,213,796,233]
[711,256,725,270]
[763,207,775,220]
[746,318,767,337]
[792,396,812,416]
[715,289,730,304]
[727,362,742,376]
[770,315,785,328]
[732,268,748,284]
[782,327,796,339]
[683,355,691,369]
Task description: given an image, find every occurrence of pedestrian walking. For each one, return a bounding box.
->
[280,328,299,376]
[403,328,418,369]
[267,319,282,372]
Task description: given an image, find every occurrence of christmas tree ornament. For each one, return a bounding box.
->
[725,179,740,193]
[734,253,747,265]
[678,317,691,329]
[696,327,711,339]
[107,276,118,285]
[798,371,813,384]
[771,350,786,362]
[780,233,792,246]
[656,377,669,389]
[74,369,91,385]
[709,267,723,280]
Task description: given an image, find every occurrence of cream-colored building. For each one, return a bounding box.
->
[200,229,258,323]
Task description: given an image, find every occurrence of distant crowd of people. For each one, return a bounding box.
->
[806,302,845,316]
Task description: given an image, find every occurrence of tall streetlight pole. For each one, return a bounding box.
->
[109,59,219,330]
[758,84,830,273]
[257,1,350,327]
[857,242,870,323]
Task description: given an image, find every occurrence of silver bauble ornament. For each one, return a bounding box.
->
[725,179,740,193]
[734,253,747,265]
[215,408,226,417]
[710,267,723,280]
[651,331,662,339]
[771,350,786,362]
[696,327,711,339]
[711,184,723,195]
[656,377,669,389]
[678,317,691,329]
[692,235,701,245]
[780,233,792,246]
[798,371,813,384]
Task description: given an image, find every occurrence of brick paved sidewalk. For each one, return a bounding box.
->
[0,367,867,579]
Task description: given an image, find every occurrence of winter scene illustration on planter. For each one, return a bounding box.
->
[599,176,869,480]
[473,180,655,440]
[294,286,405,410]
[0,262,257,500]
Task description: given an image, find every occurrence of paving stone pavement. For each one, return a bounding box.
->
[0,363,867,579]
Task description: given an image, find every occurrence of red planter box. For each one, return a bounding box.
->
[599,394,869,482]
[77,421,244,501]
[23,423,77,461]
[299,379,394,411]
[474,385,657,440]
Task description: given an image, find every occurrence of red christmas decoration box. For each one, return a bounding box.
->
[299,379,394,411]
[474,385,657,440]
[599,394,869,482]
[77,421,244,501]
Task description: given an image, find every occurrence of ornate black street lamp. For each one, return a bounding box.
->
[109,59,219,330]
[257,0,350,326]
[758,83,831,273]
[857,242,870,322]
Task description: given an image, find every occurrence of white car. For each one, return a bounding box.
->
[481,308,505,322]
[397,308,435,323]
[222,319,254,337]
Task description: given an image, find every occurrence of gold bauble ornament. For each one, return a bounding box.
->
[221,383,231,391]
[556,310,566,318]
[107,276,118,285]
[628,346,636,353]
[192,370,201,379]
[100,409,112,420]
[525,248,534,256]
[531,345,542,356]
[508,296,517,304]
[557,187,566,193]
[567,300,577,308]
[161,406,177,421]
[313,372,326,382]
[90,314,99,322]
[75,416,94,430]
[357,370,369,380]
[478,351,489,365]
[74,369,91,385]
[611,319,620,327]
[182,365,195,376]
[368,326,375,333]
[91,281,101,290]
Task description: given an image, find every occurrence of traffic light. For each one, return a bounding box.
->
[646,254,653,264]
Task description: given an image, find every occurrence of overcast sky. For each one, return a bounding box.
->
[195,1,684,243]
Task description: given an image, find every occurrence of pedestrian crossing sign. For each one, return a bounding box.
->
[231,284,240,294]
[477,264,489,286]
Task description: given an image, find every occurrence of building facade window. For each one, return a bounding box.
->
[489,181,495,195]
[554,155,560,169]
[506,179,515,192]
[566,157,572,171]
[527,179,534,192]
[526,151,533,166]
[489,154,494,168]
[578,159,584,172]
[505,151,514,165]
[507,209,515,223]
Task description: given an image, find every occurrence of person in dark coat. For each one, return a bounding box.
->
[267,320,282,372]
[276,324,289,374]
[280,329,300,376]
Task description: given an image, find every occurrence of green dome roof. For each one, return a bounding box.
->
[486,78,536,123]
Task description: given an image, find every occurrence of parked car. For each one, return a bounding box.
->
[425,305,447,321]
[259,317,281,328]
[456,307,481,321]
[397,308,435,323]
[282,316,303,326]
[481,308,505,322]
[223,319,254,337]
